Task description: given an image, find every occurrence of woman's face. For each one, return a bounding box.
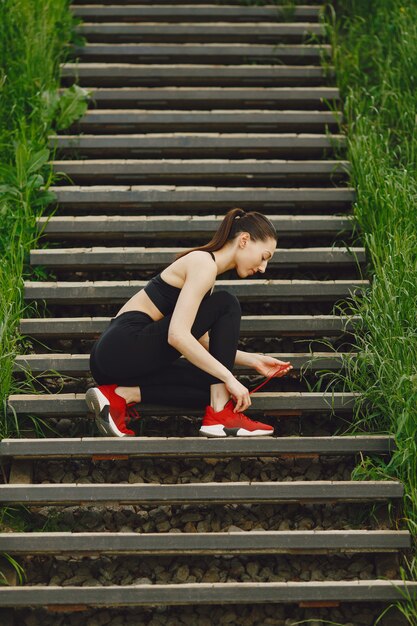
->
[236,233,276,277]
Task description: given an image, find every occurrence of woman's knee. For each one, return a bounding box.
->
[212,289,241,314]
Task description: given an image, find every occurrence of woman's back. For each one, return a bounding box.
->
[114,250,217,320]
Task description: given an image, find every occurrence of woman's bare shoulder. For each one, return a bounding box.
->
[162,250,216,287]
[178,250,216,271]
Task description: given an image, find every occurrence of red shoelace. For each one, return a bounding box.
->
[126,404,141,424]
[225,364,291,417]
[247,364,290,395]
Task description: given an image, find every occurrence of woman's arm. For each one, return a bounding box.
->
[168,254,235,384]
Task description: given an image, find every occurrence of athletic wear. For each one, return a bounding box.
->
[89,290,241,407]
[199,398,274,437]
[85,383,135,437]
[143,250,216,315]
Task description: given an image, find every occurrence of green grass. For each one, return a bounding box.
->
[305,1,417,623]
[0,0,90,441]
[0,0,90,583]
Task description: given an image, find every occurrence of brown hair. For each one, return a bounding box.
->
[174,207,277,261]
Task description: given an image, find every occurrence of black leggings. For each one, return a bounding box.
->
[89,290,241,408]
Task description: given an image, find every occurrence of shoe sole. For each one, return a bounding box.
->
[85,387,132,438]
[199,424,274,437]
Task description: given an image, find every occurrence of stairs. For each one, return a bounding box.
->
[3,0,416,623]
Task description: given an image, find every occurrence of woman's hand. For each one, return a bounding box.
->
[224,375,252,413]
[249,353,293,378]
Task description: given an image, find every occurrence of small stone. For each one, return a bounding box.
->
[310,568,325,581]
[175,564,190,582]
[297,517,314,530]
[201,568,220,582]
[133,577,153,584]
[246,562,260,577]
[128,472,144,483]
[91,469,105,483]
[221,611,237,624]
[62,574,90,586]
[305,463,321,480]
[182,512,202,523]
[278,520,291,530]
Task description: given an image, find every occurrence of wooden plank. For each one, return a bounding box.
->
[67,111,344,134]
[0,580,416,606]
[72,0,325,5]
[19,315,361,338]
[13,351,349,375]
[29,247,365,269]
[61,63,331,87]
[76,23,326,45]
[7,391,361,416]
[48,136,346,159]
[0,481,404,505]
[36,213,354,239]
[0,530,409,554]
[61,86,340,110]
[23,279,369,304]
[70,43,331,64]
[0,435,396,459]
[71,6,323,23]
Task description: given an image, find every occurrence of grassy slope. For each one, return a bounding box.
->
[318,1,417,622]
[0,0,89,440]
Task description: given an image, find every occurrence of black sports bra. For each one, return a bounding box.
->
[143,250,216,315]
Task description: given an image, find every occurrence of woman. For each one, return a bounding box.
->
[86,207,293,437]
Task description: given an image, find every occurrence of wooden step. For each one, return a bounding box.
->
[5,0,414,617]
[13,351,351,375]
[70,42,331,64]
[58,86,340,109]
[72,0,326,5]
[49,135,346,159]
[0,480,404,505]
[66,111,344,134]
[61,63,333,87]
[7,391,361,416]
[2,580,417,607]
[50,160,350,185]
[0,435,396,459]
[23,279,369,304]
[36,214,356,240]
[29,247,366,270]
[19,315,361,339]
[71,5,324,23]
[0,529,408,554]
[76,22,326,44]
[46,186,353,211]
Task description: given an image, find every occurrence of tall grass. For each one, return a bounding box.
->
[315,1,417,622]
[0,0,90,440]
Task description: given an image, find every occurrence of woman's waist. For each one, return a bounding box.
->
[114,290,164,322]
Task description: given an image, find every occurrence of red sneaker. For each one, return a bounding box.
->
[199,399,274,437]
[85,384,135,437]
[199,364,290,437]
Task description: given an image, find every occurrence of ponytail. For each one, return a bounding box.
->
[174,207,277,261]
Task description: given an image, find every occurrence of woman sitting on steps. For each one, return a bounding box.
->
[86,207,293,438]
